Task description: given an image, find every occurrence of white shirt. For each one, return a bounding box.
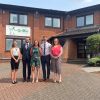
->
[40,41,51,56]
[12,48,19,56]
[25,43,29,49]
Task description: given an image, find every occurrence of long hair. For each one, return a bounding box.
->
[33,40,40,47]
[12,40,17,48]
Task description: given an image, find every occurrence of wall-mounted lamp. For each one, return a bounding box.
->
[34,11,39,19]
[2,10,5,14]
[66,14,71,20]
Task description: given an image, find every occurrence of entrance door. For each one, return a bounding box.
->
[77,42,87,58]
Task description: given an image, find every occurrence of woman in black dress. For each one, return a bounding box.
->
[10,40,20,84]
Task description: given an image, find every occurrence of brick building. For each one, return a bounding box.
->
[0,3,99,62]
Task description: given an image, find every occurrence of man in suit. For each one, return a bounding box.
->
[21,38,32,82]
[40,36,51,81]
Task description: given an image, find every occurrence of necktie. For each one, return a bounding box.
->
[26,43,28,49]
[44,42,46,55]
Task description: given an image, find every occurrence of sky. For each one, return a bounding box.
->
[0,0,99,11]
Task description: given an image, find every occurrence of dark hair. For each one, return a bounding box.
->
[52,38,60,46]
[12,40,17,47]
[33,40,40,47]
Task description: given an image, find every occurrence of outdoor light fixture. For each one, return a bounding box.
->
[66,14,71,20]
[34,11,39,19]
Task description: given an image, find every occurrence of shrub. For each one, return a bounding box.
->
[88,57,100,66]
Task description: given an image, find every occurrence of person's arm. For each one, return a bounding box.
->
[30,47,32,56]
[10,48,17,62]
[40,44,43,56]
[17,48,21,61]
[39,47,42,56]
[56,46,63,58]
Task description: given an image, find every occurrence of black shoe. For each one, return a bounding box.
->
[43,79,46,81]
[47,77,50,80]
[14,81,18,84]
[12,81,15,84]
[23,79,26,82]
[27,79,31,82]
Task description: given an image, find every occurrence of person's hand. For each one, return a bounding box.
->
[15,59,18,63]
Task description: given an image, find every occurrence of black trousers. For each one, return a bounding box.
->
[22,59,31,80]
[41,55,51,80]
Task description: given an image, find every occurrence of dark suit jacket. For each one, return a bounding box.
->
[21,43,32,61]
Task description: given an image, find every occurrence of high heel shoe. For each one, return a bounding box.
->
[12,81,15,84]
[53,80,57,83]
[58,80,62,83]
[36,79,39,83]
[32,80,34,83]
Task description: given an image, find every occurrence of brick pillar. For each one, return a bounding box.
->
[62,39,69,62]
[68,39,77,59]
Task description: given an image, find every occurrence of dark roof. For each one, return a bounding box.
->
[52,25,100,38]
[67,4,100,15]
[0,3,99,16]
[0,4,100,15]
[0,3,66,15]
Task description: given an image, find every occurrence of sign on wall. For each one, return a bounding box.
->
[6,25,31,36]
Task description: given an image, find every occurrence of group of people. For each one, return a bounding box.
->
[10,36,63,84]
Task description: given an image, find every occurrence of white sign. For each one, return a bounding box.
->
[6,25,31,36]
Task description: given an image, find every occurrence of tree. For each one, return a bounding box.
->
[86,34,100,57]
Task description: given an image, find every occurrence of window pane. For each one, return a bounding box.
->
[86,15,93,25]
[77,17,84,27]
[10,13,18,24]
[6,39,13,51]
[53,18,60,28]
[45,17,52,27]
[19,15,27,25]
[16,40,21,48]
[23,40,26,44]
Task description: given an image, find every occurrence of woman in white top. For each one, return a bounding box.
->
[10,40,20,84]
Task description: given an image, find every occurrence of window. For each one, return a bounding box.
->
[6,39,24,51]
[53,18,60,28]
[19,15,27,25]
[10,13,28,25]
[77,17,85,27]
[76,14,94,27]
[16,40,21,48]
[45,17,52,27]
[6,39,13,51]
[10,13,18,24]
[86,15,93,25]
[45,17,61,28]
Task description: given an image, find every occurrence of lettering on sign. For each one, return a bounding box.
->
[6,25,31,36]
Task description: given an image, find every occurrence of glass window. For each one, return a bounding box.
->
[19,15,27,25]
[45,17,52,27]
[23,40,26,44]
[86,15,93,25]
[16,40,21,48]
[77,16,85,27]
[53,18,60,28]
[6,39,13,51]
[10,13,18,24]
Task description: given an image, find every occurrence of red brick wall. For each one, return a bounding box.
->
[65,11,100,30]
[0,10,10,58]
[33,14,64,41]
[94,11,100,25]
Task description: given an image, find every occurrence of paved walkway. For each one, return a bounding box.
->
[82,67,100,72]
[0,63,100,100]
